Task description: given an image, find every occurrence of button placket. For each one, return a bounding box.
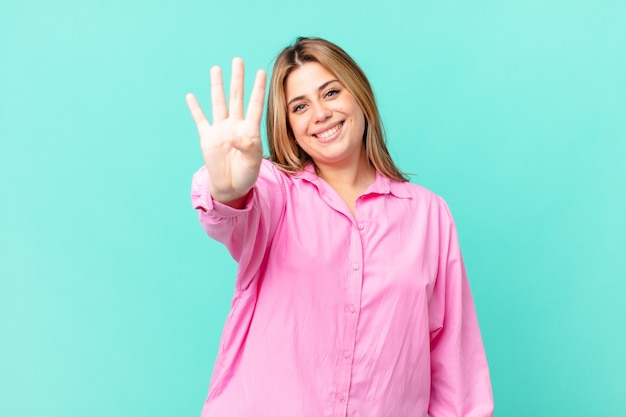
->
[332,221,365,416]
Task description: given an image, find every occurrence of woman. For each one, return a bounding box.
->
[186,37,493,417]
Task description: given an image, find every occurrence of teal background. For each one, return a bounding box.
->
[1,0,625,415]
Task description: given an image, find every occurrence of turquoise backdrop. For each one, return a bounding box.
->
[1,0,625,416]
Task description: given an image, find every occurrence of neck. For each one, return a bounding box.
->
[316,153,376,192]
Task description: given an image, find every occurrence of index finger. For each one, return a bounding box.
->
[185,93,210,130]
[245,69,267,126]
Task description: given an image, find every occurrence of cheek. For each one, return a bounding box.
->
[350,106,365,128]
[289,117,307,138]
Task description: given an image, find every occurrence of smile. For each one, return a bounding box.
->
[314,122,343,140]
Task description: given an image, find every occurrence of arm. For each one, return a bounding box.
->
[187,59,284,290]
[191,160,285,266]
[428,197,494,417]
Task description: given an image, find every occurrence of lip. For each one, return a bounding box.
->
[312,121,344,143]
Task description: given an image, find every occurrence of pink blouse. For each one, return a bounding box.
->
[191,159,493,417]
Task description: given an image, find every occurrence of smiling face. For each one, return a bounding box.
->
[285,62,367,172]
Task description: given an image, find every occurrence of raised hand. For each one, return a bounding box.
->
[186,58,267,206]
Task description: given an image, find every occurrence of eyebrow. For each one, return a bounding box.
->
[286,79,340,107]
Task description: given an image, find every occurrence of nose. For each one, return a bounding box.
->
[313,102,331,122]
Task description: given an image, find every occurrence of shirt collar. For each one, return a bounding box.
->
[292,163,412,199]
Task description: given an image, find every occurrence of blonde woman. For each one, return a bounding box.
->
[186,37,493,417]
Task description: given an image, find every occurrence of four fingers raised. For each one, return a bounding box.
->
[187,58,266,127]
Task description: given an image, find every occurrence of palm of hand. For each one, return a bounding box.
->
[186,58,267,203]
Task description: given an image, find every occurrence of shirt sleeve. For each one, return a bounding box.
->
[427,196,494,417]
[190,160,286,291]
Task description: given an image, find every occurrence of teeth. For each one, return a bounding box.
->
[316,123,342,139]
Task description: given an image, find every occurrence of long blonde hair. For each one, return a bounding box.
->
[267,37,408,181]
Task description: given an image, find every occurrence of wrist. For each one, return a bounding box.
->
[211,188,251,209]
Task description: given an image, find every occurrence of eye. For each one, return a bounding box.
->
[292,103,307,113]
[325,88,340,98]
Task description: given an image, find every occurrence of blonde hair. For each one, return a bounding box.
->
[267,37,408,181]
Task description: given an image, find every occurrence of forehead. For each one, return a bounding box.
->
[285,62,338,98]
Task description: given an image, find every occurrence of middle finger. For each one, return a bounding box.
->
[229,57,245,120]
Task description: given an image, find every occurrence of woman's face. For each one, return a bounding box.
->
[285,62,366,171]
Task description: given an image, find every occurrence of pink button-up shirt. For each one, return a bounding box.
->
[191,160,493,417]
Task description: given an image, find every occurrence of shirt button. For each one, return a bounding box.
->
[344,351,352,358]
[352,263,359,270]
[357,223,364,230]
[339,394,345,402]
[349,304,356,313]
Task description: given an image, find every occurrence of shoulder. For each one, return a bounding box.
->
[391,180,456,223]
[390,180,442,205]
[256,159,302,193]
[258,158,287,182]
[394,180,435,198]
